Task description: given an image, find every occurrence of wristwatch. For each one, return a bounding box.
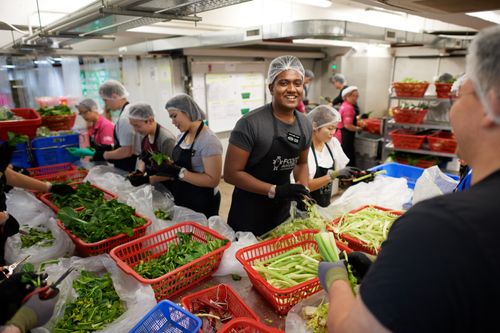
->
[178,167,187,180]
[268,185,276,199]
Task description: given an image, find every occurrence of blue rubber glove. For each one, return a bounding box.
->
[318,261,349,293]
[66,147,95,157]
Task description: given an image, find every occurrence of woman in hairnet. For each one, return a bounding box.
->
[125,103,176,187]
[162,94,223,217]
[75,98,114,151]
[224,55,313,236]
[307,105,358,207]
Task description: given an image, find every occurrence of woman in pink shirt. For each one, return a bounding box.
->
[337,86,363,166]
[76,98,115,151]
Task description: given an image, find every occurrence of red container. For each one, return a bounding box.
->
[392,107,428,124]
[41,113,77,131]
[110,222,231,301]
[427,131,457,153]
[330,205,403,255]
[57,212,151,257]
[0,108,41,140]
[392,82,429,98]
[390,129,426,150]
[363,118,382,135]
[235,230,351,315]
[435,83,453,99]
[39,182,117,213]
[181,284,260,331]
[219,318,283,333]
[395,156,438,169]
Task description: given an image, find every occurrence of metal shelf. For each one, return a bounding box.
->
[389,95,449,101]
[387,119,452,130]
[385,143,457,158]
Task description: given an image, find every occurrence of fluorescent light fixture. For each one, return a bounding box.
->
[293,38,390,48]
[466,10,500,24]
[365,7,405,17]
[292,0,332,8]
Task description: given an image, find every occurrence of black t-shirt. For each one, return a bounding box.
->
[332,85,348,107]
[360,170,500,333]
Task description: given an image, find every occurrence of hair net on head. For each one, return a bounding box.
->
[128,103,155,121]
[342,86,358,99]
[76,98,98,112]
[451,74,466,94]
[165,93,206,121]
[466,25,500,124]
[307,105,341,129]
[331,74,346,85]
[305,69,315,79]
[267,55,305,84]
[99,79,129,99]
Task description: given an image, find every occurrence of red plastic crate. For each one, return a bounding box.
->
[235,230,351,315]
[330,205,403,255]
[392,107,428,124]
[363,118,382,135]
[181,284,259,331]
[0,108,41,140]
[219,318,283,333]
[435,83,453,98]
[41,113,77,131]
[390,129,426,150]
[110,222,231,301]
[39,182,117,213]
[395,156,438,169]
[57,212,151,257]
[427,131,457,154]
[392,82,429,98]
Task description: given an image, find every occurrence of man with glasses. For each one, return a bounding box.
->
[318,25,500,333]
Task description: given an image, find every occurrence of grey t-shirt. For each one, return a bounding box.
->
[178,126,223,173]
[156,125,176,158]
[116,103,142,155]
[229,103,313,167]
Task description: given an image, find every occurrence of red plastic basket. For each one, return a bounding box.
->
[39,182,117,213]
[395,156,438,169]
[57,212,151,257]
[110,222,231,301]
[41,113,77,131]
[435,83,453,99]
[0,108,41,140]
[330,205,403,255]
[219,318,283,333]
[235,230,351,315]
[362,118,382,135]
[181,284,260,331]
[392,107,428,124]
[390,129,426,150]
[392,82,429,98]
[427,131,457,153]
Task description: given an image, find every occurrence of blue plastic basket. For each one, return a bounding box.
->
[31,132,79,166]
[0,141,32,168]
[369,162,459,189]
[130,300,202,333]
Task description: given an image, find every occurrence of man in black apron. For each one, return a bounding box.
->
[225,55,313,236]
[92,80,139,172]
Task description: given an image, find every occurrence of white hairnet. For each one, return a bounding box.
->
[451,74,466,94]
[305,69,315,79]
[76,98,98,112]
[342,86,358,99]
[331,74,346,85]
[307,105,341,129]
[466,25,500,123]
[99,79,129,99]
[165,93,206,121]
[128,103,155,121]
[267,55,305,84]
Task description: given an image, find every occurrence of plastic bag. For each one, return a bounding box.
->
[6,188,54,223]
[208,216,235,241]
[285,291,329,333]
[412,166,458,205]
[5,217,74,266]
[32,254,157,333]
[213,231,258,277]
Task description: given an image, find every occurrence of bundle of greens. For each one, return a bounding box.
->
[149,151,172,166]
[37,104,72,117]
[7,132,28,146]
[133,232,228,279]
[154,208,171,220]
[51,182,105,209]
[0,107,18,121]
[400,77,427,83]
[20,225,54,248]
[54,271,125,333]
[57,199,147,243]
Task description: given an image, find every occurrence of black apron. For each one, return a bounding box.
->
[341,104,358,167]
[227,109,306,236]
[310,144,335,207]
[170,123,220,218]
[109,102,138,172]
[0,171,19,266]
[140,123,163,176]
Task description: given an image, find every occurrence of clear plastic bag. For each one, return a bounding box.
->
[412,166,458,205]
[32,254,157,333]
[285,292,329,333]
[6,188,54,223]
[208,216,235,241]
[213,231,258,277]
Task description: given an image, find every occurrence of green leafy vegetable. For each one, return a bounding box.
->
[7,132,28,146]
[133,232,228,279]
[154,208,171,220]
[400,77,427,83]
[54,270,125,333]
[0,107,16,121]
[149,151,171,166]
[57,199,147,243]
[37,104,72,116]
[20,225,54,248]
[51,181,105,209]
[302,302,329,333]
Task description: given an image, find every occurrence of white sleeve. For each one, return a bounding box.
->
[329,138,349,170]
[307,149,317,179]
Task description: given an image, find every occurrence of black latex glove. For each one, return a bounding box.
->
[128,174,150,187]
[0,142,14,173]
[92,149,105,162]
[1,215,20,238]
[50,184,76,196]
[0,272,40,324]
[275,183,310,201]
[345,251,377,282]
[157,163,182,179]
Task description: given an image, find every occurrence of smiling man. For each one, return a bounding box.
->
[224,55,313,236]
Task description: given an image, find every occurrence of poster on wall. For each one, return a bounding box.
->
[205,72,265,133]
[80,57,121,108]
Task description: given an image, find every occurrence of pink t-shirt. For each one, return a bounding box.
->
[89,115,115,146]
[335,101,356,143]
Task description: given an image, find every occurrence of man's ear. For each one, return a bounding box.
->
[268,83,274,95]
[481,89,500,127]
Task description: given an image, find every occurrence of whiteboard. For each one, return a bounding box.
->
[205,72,265,133]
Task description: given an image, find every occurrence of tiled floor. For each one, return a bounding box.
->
[218,178,234,221]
